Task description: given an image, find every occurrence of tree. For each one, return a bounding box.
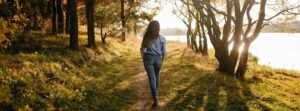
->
[124,0,160,36]
[174,0,208,55]
[84,0,96,47]
[52,0,57,34]
[39,0,49,18]
[64,3,70,33]
[173,1,192,48]
[57,0,64,33]
[191,0,300,78]
[0,0,50,42]
[68,0,79,49]
[198,14,208,55]
[94,0,158,42]
[120,0,144,41]
[120,0,125,41]
[95,1,119,44]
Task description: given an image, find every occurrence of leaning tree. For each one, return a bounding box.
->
[191,0,300,78]
[173,1,193,48]
[175,0,209,55]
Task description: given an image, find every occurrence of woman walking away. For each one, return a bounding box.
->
[140,20,166,107]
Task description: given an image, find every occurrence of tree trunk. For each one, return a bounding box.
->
[202,36,208,55]
[32,7,38,29]
[100,20,106,44]
[68,0,78,49]
[196,19,203,54]
[57,0,64,33]
[86,0,96,47]
[65,4,70,33]
[186,29,191,47]
[214,45,230,73]
[121,0,126,41]
[191,0,271,79]
[39,0,47,18]
[198,35,203,53]
[236,42,250,78]
[101,33,107,44]
[227,0,244,75]
[47,0,52,18]
[191,35,196,51]
[133,22,137,35]
[200,19,208,55]
[52,0,57,35]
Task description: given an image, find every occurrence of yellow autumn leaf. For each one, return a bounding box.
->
[0,18,9,33]
[0,33,7,41]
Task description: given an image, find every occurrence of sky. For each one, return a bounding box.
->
[153,1,300,30]
[153,2,187,29]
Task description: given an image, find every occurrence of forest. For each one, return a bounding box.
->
[1,0,300,110]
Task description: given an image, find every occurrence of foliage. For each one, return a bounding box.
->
[0,18,12,51]
[0,0,52,45]
[94,0,159,39]
[0,18,9,34]
[95,1,121,38]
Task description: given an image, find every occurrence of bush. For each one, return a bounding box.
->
[0,18,12,51]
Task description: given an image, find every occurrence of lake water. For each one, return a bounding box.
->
[165,33,300,71]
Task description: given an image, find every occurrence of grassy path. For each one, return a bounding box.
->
[1,35,300,110]
[127,41,191,110]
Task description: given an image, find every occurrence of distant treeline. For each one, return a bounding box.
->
[262,21,300,33]
[160,28,186,35]
[161,21,300,36]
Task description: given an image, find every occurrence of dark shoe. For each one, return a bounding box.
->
[152,96,159,107]
[152,102,158,107]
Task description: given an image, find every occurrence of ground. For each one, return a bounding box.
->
[0,33,300,111]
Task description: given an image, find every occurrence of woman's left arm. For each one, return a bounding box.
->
[140,45,145,59]
[161,37,167,62]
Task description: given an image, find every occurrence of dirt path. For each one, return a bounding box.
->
[130,64,153,110]
[128,45,180,110]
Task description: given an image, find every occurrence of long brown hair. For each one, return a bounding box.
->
[142,20,160,46]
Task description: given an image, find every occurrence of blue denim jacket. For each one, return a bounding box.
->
[140,36,166,56]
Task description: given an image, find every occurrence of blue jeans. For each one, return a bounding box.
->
[143,55,162,99]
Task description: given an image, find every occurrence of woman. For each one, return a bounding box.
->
[140,20,166,107]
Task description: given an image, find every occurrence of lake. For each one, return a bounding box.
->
[164,33,300,72]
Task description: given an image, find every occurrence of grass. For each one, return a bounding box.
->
[0,33,300,110]
[0,34,142,110]
[157,42,300,111]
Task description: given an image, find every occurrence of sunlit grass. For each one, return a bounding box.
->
[0,34,141,110]
[157,42,300,111]
[0,34,299,110]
